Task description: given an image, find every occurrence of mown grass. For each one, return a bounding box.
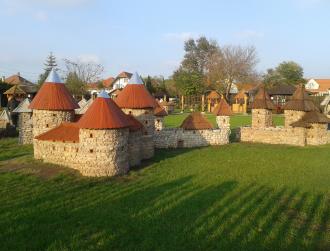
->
[164,112,284,128]
[0,114,329,251]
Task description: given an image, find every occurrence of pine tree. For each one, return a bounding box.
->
[37,52,58,87]
[145,75,154,94]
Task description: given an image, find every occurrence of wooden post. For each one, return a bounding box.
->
[201,95,205,112]
[181,95,184,113]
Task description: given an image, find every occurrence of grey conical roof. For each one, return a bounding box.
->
[98,90,110,98]
[0,108,10,121]
[45,68,63,84]
[13,98,32,113]
[128,72,144,85]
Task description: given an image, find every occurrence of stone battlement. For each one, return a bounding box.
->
[154,128,230,148]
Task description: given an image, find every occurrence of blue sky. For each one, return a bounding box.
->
[0,0,330,81]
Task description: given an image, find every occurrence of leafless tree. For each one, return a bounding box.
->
[63,58,104,84]
[209,45,258,101]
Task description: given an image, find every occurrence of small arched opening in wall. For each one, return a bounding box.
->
[89,149,94,153]
[177,140,184,148]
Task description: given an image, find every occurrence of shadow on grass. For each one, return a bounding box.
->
[0,174,328,251]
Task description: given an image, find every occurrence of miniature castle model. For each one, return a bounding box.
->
[241,85,330,146]
[13,69,231,177]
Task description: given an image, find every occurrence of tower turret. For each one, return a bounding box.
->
[251,86,274,128]
[29,69,79,137]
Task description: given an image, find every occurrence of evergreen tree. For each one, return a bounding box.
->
[145,75,154,94]
[37,52,58,87]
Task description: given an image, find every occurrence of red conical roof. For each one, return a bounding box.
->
[115,72,156,109]
[213,99,232,116]
[29,69,78,110]
[251,85,274,110]
[154,101,167,117]
[78,92,130,129]
[180,112,213,130]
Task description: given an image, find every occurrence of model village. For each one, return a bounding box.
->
[0,68,330,177]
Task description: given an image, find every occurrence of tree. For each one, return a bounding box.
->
[37,52,58,86]
[263,61,305,86]
[173,69,204,96]
[173,36,259,101]
[210,45,258,101]
[63,59,104,97]
[173,37,219,96]
[145,76,154,94]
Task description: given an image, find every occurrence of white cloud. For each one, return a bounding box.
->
[163,32,198,43]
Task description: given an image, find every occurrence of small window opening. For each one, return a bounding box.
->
[89,149,94,153]
[46,124,49,128]
[89,133,93,138]
[52,146,55,150]
[76,148,79,153]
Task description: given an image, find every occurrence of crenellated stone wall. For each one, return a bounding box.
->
[240,126,306,146]
[154,128,230,149]
[252,109,273,128]
[32,110,75,137]
[284,110,306,128]
[306,124,328,145]
[18,113,33,144]
[128,130,142,166]
[122,108,155,135]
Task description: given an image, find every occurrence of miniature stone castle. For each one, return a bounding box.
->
[241,85,330,146]
[28,70,230,177]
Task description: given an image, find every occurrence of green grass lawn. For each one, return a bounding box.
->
[0,114,329,251]
[164,112,284,128]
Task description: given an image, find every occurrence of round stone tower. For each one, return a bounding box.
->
[283,84,319,128]
[29,69,79,137]
[77,91,131,176]
[115,72,156,159]
[13,98,33,144]
[213,98,232,129]
[251,86,274,128]
[154,101,167,131]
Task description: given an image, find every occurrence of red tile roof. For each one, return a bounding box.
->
[115,85,156,109]
[29,83,79,110]
[180,112,213,130]
[4,74,34,86]
[117,71,132,79]
[103,77,115,88]
[310,79,330,92]
[126,114,144,132]
[154,101,167,117]
[78,96,131,129]
[213,99,233,116]
[35,122,79,142]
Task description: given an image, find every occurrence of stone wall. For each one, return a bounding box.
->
[241,126,307,146]
[306,124,328,145]
[122,108,155,135]
[154,128,230,149]
[77,128,129,176]
[216,116,230,129]
[128,130,142,166]
[284,110,306,128]
[141,135,155,159]
[252,109,273,128]
[32,110,75,137]
[34,128,130,177]
[155,117,164,131]
[18,112,33,144]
